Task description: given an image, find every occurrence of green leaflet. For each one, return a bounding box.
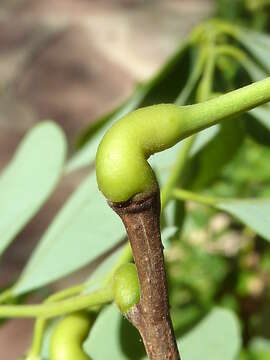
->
[13,174,124,295]
[218,199,270,241]
[0,122,66,256]
[240,51,270,146]
[179,308,241,360]
[249,337,270,359]
[247,105,270,146]
[84,305,241,360]
[238,28,270,73]
[189,119,245,190]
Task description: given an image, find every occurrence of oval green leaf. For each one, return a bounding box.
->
[85,305,241,360]
[13,174,124,295]
[0,121,66,256]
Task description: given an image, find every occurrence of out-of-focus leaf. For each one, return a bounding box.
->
[0,122,66,256]
[189,119,245,189]
[242,56,267,81]
[12,174,125,295]
[242,58,267,81]
[241,55,270,146]
[40,318,58,360]
[212,138,270,198]
[216,0,246,22]
[249,337,270,359]
[66,41,192,173]
[238,28,270,72]
[246,105,270,146]
[75,106,123,150]
[180,308,241,360]
[169,243,228,307]
[84,244,126,294]
[218,199,270,241]
[174,190,270,242]
[85,306,240,360]
[250,106,270,131]
[85,304,144,360]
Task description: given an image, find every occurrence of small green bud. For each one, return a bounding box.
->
[113,263,140,314]
[50,311,92,360]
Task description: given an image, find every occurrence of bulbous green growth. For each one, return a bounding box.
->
[113,263,140,314]
[50,311,92,360]
[96,77,270,202]
[96,105,186,202]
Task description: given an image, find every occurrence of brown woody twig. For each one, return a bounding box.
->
[110,191,180,360]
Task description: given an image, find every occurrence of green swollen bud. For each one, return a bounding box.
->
[113,263,140,314]
[50,311,92,360]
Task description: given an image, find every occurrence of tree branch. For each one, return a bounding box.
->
[110,191,180,360]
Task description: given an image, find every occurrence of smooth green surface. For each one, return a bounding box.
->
[180,308,241,360]
[96,77,270,202]
[85,305,241,360]
[0,121,66,256]
[96,104,184,202]
[50,312,91,360]
[113,263,140,314]
[13,174,125,295]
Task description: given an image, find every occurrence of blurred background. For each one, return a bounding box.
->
[0,1,213,358]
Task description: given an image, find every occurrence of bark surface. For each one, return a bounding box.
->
[110,192,180,360]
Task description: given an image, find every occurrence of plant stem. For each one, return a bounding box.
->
[29,317,47,357]
[173,188,218,207]
[182,76,270,136]
[0,287,113,319]
[110,192,180,360]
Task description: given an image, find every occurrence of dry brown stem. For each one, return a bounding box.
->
[110,191,180,360]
